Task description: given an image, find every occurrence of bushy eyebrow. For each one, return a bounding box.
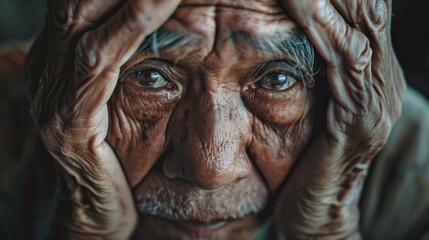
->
[231,29,317,85]
[135,27,318,86]
[136,27,199,54]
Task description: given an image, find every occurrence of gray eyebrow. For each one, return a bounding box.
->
[135,27,318,87]
[232,29,318,86]
[136,27,198,54]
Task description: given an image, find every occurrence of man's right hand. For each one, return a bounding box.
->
[24,0,180,238]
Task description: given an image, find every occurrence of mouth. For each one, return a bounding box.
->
[165,218,232,236]
[134,166,270,238]
[142,214,262,239]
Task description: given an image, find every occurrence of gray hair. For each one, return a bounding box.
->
[232,29,318,87]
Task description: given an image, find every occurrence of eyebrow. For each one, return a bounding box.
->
[136,27,199,55]
[136,27,318,86]
[231,29,317,82]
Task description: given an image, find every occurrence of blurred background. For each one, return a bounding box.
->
[0,0,45,42]
[391,0,429,97]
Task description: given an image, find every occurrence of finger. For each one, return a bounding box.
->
[329,0,400,110]
[330,0,389,62]
[76,0,181,74]
[330,0,389,33]
[281,0,372,71]
[25,0,125,107]
[49,0,125,35]
[280,0,375,117]
[72,0,181,115]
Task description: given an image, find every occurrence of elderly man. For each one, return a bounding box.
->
[1,0,429,239]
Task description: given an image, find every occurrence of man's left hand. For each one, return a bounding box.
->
[276,0,406,238]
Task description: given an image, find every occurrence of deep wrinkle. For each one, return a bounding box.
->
[114,4,316,188]
[178,1,285,15]
[107,2,317,239]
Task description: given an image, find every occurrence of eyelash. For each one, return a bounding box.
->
[256,60,302,77]
[124,61,178,90]
[124,59,304,94]
[248,66,301,92]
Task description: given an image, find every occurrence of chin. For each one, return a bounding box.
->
[136,213,270,239]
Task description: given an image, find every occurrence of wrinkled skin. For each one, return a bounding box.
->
[24,0,405,239]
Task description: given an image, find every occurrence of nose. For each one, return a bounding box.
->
[163,90,253,190]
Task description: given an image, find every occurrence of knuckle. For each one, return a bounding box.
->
[315,1,337,26]
[372,0,388,26]
[75,32,100,74]
[49,1,78,35]
[348,35,372,72]
[49,1,96,36]
[364,0,388,34]
[125,1,149,31]
[130,0,149,14]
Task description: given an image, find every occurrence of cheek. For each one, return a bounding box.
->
[243,83,309,124]
[249,117,313,192]
[246,86,314,191]
[106,82,180,187]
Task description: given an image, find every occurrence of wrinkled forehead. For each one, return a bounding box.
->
[180,0,283,12]
[130,0,312,72]
[170,0,295,38]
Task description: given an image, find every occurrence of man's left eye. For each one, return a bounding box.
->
[132,70,170,89]
[258,73,296,91]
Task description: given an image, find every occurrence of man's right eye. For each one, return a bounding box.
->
[129,69,175,89]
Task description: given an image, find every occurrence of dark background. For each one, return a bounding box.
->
[391,0,429,97]
[0,0,428,96]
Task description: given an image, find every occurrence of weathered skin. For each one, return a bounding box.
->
[24,0,405,239]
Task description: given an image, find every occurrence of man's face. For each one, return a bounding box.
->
[106,0,315,238]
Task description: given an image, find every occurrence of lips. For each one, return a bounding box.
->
[142,214,262,239]
[134,166,270,238]
[165,218,232,236]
